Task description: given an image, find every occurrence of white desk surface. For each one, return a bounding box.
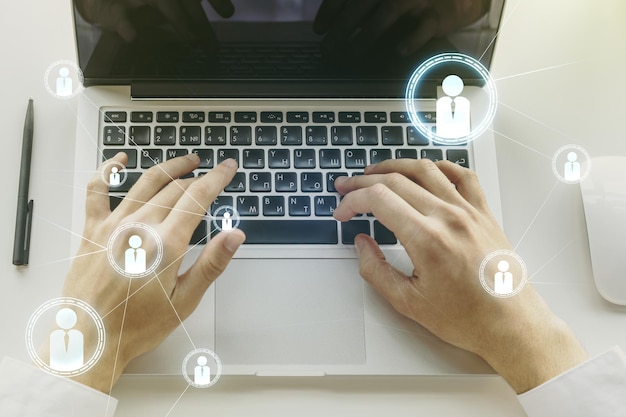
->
[1,1,625,415]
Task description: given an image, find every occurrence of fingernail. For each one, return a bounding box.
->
[223,232,245,253]
[334,176,347,185]
[222,158,237,168]
[186,153,200,162]
[354,236,363,255]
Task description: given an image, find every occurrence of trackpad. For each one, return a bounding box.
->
[216,259,365,365]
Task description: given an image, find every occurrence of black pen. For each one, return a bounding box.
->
[13,98,35,266]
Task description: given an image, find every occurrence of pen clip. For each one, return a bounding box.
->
[22,200,34,265]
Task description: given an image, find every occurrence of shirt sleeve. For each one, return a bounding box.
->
[0,356,118,417]
[518,346,626,417]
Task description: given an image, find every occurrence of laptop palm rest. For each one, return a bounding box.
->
[216,259,366,366]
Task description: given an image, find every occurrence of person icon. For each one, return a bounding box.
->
[221,211,233,231]
[125,235,147,274]
[564,151,581,181]
[494,260,514,295]
[56,67,73,97]
[49,308,84,372]
[436,74,471,139]
[194,355,211,385]
[109,166,121,187]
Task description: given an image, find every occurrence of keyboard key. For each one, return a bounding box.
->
[190,220,208,245]
[447,149,470,168]
[108,172,141,192]
[262,196,285,216]
[237,196,260,216]
[275,172,297,192]
[382,126,404,145]
[395,149,418,159]
[364,112,387,123]
[306,126,328,145]
[314,196,337,216]
[250,172,271,192]
[255,126,278,145]
[330,126,353,145]
[281,126,303,145]
[102,148,137,169]
[235,112,257,123]
[179,126,200,145]
[209,111,231,123]
[345,149,367,169]
[301,172,323,192]
[243,149,265,169]
[211,196,233,215]
[370,149,392,164]
[154,126,176,145]
[421,149,443,162]
[417,111,436,124]
[205,126,227,145]
[286,111,309,123]
[225,172,246,192]
[131,111,153,123]
[407,126,429,145]
[110,195,123,211]
[104,111,127,123]
[103,126,126,145]
[313,112,335,123]
[338,112,361,123]
[294,149,316,168]
[193,149,214,168]
[130,126,150,146]
[237,220,338,244]
[355,126,378,145]
[390,112,409,123]
[156,111,179,123]
[230,126,252,146]
[341,220,370,244]
[166,149,187,160]
[288,196,311,216]
[182,111,205,123]
[217,149,239,165]
[326,172,348,192]
[374,221,397,245]
[319,149,342,169]
[141,149,163,168]
[269,149,290,168]
[261,111,283,123]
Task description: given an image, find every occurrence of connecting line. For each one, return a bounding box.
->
[154,271,197,350]
[497,101,577,141]
[33,213,108,250]
[165,385,191,417]
[528,239,573,283]
[494,60,585,82]
[513,179,560,252]
[489,126,553,160]
[478,0,522,61]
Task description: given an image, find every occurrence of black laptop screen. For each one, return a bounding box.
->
[73,0,504,97]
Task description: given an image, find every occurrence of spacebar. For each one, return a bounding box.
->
[237,220,338,244]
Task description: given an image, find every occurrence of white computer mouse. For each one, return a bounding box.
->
[580,156,626,305]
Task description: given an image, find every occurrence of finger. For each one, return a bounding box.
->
[180,0,219,43]
[364,159,465,207]
[172,229,245,318]
[435,160,490,212]
[86,152,128,224]
[117,154,200,216]
[354,234,422,321]
[206,0,235,17]
[165,159,238,236]
[133,177,195,222]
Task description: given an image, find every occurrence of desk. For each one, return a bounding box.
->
[1,1,625,416]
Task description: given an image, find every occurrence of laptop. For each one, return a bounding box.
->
[70,0,505,376]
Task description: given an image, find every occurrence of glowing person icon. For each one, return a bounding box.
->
[49,308,84,371]
[109,166,121,187]
[56,67,73,97]
[194,356,211,385]
[125,235,147,274]
[564,151,581,182]
[494,260,514,295]
[221,211,233,231]
[436,74,471,139]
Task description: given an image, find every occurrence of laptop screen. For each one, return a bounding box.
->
[73,0,504,97]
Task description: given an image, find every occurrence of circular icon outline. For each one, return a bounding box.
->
[405,53,498,145]
[43,60,85,100]
[551,144,592,184]
[107,222,164,279]
[478,249,528,298]
[25,297,106,377]
[100,160,128,189]
[181,348,223,388]
[211,205,240,233]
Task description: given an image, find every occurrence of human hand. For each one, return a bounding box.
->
[51,153,244,393]
[75,0,234,42]
[333,159,588,393]
[314,0,491,57]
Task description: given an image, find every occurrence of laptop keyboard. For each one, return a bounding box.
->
[100,107,471,247]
